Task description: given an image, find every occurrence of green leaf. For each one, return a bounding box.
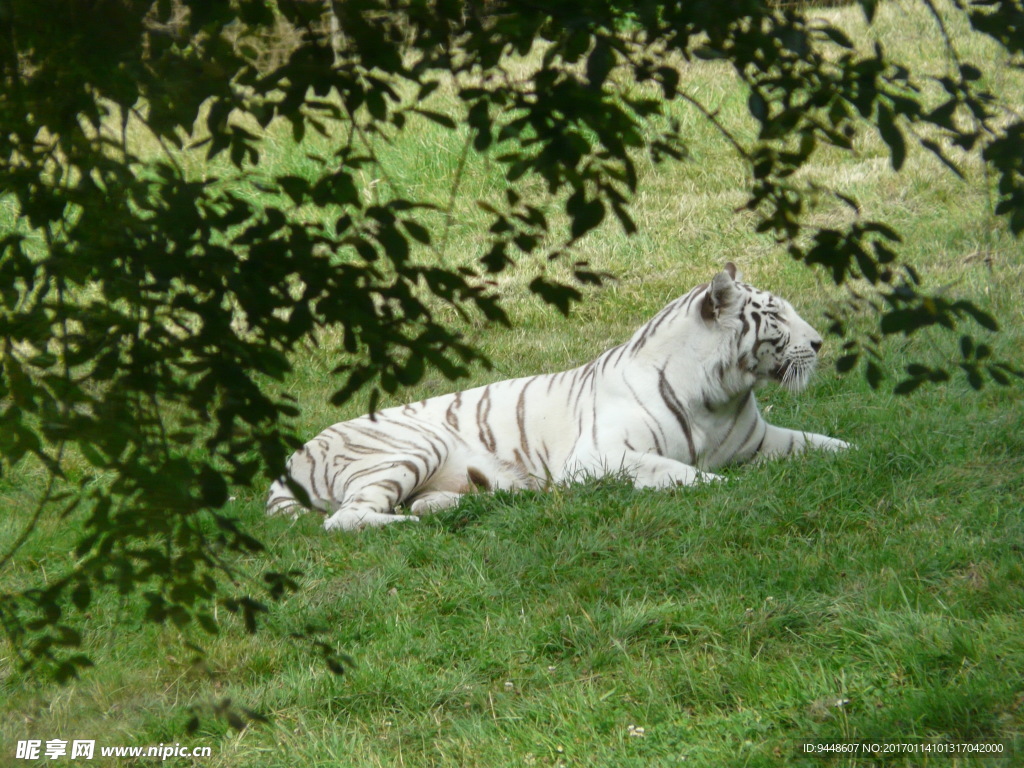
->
[819,25,854,49]
[566,191,605,242]
[835,354,859,373]
[877,103,906,171]
[529,277,582,317]
[893,378,923,395]
[198,465,229,508]
[586,37,614,89]
[956,302,999,332]
[366,89,387,120]
[959,335,974,358]
[865,360,883,389]
[402,219,432,245]
[196,612,220,635]
[413,108,457,129]
[960,63,982,81]
[278,175,310,205]
[920,138,964,179]
[965,366,984,390]
[988,366,1011,386]
[748,91,768,123]
[70,582,92,611]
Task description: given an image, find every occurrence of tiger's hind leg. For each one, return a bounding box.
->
[402,453,534,516]
[265,466,418,529]
[322,453,441,531]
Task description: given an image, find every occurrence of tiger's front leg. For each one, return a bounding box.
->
[588,450,723,489]
[408,490,463,514]
[757,424,850,459]
[323,504,420,531]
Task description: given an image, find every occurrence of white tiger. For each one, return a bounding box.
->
[267,263,850,530]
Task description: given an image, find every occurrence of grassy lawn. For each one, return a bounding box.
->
[2,1,1023,766]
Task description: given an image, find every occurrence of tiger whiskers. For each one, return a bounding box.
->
[779,355,816,392]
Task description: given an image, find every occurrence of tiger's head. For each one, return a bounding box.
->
[702,263,823,393]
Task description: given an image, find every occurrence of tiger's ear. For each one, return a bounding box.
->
[701,265,742,322]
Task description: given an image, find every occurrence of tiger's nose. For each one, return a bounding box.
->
[810,339,823,354]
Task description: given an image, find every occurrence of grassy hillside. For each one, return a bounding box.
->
[2,1,1023,766]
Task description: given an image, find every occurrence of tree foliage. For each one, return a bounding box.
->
[1,0,1022,681]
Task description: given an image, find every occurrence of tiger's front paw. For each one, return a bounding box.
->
[409,491,463,515]
[824,437,853,452]
[324,509,421,531]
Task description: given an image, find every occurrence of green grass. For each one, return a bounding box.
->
[3,1,1024,766]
